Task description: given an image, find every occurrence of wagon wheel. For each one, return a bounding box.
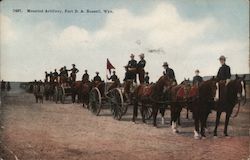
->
[144,106,153,120]
[88,87,102,116]
[109,88,126,120]
[61,87,66,104]
[54,86,58,103]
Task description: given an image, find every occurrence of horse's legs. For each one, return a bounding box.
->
[204,110,210,132]
[152,106,158,127]
[213,111,222,137]
[159,107,165,125]
[141,104,146,123]
[193,108,200,139]
[170,104,179,133]
[224,112,231,136]
[132,100,138,122]
[200,112,207,138]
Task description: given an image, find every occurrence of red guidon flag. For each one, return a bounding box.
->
[107,58,115,74]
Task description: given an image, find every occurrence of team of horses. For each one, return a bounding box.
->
[28,73,246,139]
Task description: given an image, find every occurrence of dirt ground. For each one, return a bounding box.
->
[0,84,249,160]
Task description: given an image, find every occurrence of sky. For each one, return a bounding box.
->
[0,0,249,82]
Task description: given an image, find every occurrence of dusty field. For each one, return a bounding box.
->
[0,85,249,160]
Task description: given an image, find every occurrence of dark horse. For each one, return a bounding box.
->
[192,78,217,139]
[213,75,246,137]
[133,75,173,126]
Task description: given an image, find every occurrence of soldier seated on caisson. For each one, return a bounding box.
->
[82,70,90,83]
[127,54,137,83]
[144,72,150,84]
[69,64,79,82]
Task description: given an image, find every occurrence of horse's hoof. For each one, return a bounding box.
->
[194,135,200,140]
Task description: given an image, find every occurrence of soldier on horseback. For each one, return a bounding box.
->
[137,53,146,84]
[82,70,90,83]
[215,55,231,101]
[127,54,137,83]
[217,55,231,83]
[192,69,203,86]
[162,62,176,85]
[69,64,79,82]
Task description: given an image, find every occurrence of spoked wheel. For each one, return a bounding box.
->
[61,87,66,104]
[54,86,59,103]
[144,106,153,120]
[88,87,102,116]
[109,88,126,120]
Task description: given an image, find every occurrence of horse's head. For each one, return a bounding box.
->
[156,75,173,93]
[199,78,217,101]
[235,74,246,104]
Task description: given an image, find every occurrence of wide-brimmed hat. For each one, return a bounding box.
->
[130,54,135,58]
[162,62,168,67]
[72,64,75,66]
[96,72,99,74]
[145,72,149,74]
[113,71,116,73]
[85,69,88,72]
[195,69,200,73]
[219,55,226,60]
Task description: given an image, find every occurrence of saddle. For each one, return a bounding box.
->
[142,86,152,97]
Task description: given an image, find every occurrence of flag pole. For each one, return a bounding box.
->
[105,59,108,94]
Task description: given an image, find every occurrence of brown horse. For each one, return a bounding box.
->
[71,81,93,106]
[133,75,173,126]
[169,79,192,133]
[213,75,246,137]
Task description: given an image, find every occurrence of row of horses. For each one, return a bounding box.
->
[133,75,246,139]
[28,74,246,139]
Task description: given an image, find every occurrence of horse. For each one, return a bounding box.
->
[190,78,217,139]
[44,82,56,100]
[213,75,246,137]
[71,81,93,106]
[169,79,192,133]
[132,75,173,126]
[33,84,45,103]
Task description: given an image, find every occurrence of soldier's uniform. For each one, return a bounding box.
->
[70,66,79,82]
[144,74,150,84]
[49,72,53,82]
[163,62,176,85]
[137,54,146,84]
[82,73,89,82]
[215,55,231,101]
[127,55,137,83]
[193,75,203,86]
[109,74,118,82]
[45,72,49,82]
[53,70,59,82]
[165,68,175,80]
[124,69,134,81]
[217,64,231,81]
[93,74,102,82]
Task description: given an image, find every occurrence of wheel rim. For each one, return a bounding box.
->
[109,89,126,120]
[89,88,101,116]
